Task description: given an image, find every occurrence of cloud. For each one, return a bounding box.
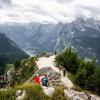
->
[0,0,100,23]
[52,0,73,3]
[0,0,12,8]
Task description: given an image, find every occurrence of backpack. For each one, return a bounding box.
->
[41,77,48,86]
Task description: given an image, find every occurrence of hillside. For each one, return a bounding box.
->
[0,53,100,100]
[0,33,29,75]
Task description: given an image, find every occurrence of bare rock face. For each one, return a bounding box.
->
[16,90,26,100]
[36,67,61,79]
[16,90,23,97]
[1,18,100,63]
[42,86,55,97]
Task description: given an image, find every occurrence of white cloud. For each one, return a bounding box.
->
[0,0,100,23]
[0,0,12,8]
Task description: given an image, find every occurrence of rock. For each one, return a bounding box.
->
[42,86,55,97]
[35,67,61,81]
[0,88,6,91]
[16,90,23,97]
[16,90,26,100]
[64,89,87,100]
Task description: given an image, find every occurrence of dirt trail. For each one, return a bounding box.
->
[36,55,73,89]
[36,55,100,100]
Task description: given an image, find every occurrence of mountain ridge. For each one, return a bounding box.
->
[0,18,100,63]
[0,33,29,75]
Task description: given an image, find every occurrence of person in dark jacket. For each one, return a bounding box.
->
[63,68,66,77]
[41,75,48,87]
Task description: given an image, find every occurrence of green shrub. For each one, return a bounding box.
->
[11,57,37,85]
[14,59,21,69]
[0,84,69,100]
[55,47,100,95]
[0,83,47,100]
[40,52,47,57]
[50,86,68,100]
[72,86,82,92]
[55,47,80,74]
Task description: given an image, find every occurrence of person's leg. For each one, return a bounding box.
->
[64,70,66,77]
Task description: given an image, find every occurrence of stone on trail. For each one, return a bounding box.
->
[42,86,55,97]
[16,90,26,100]
[35,67,61,81]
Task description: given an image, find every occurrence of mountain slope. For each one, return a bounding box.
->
[0,33,29,75]
[0,18,100,63]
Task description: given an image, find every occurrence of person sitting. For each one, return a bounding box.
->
[33,74,40,84]
[41,75,48,87]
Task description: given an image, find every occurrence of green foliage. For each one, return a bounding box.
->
[95,68,100,94]
[4,64,13,73]
[0,34,29,75]
[0,88,16,100]
[0,83,46,100]
[40,52,47,57]
[50,86,67,100]
[0,84,69,100]
[75,68,87,87]
[30,57,36,65]
[11,57,37,86]
[72,86,82,92]
[55,47,79,74]
[55,47,100,95]
[75,60,99,93]
[20,57,36,82]
[0,63,6,75]
[14,59,21,69]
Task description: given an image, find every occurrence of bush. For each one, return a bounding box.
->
[14,59,21,69]
[0,83,46,100]
[0,84,69,100]
[75,60,98,92]
[55,47,100,95]
[11,57,37,85]
[40,52,47,57]
[95,67,100,95]
[55,47,80,74]
[50,86,68,100]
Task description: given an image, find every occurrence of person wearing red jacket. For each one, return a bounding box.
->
[33,74,40,84]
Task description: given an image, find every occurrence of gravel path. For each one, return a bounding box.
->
[36,55,73,89]
[36,55,100,100]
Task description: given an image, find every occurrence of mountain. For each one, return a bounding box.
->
[0,18,100,63]
[0,33,29,75]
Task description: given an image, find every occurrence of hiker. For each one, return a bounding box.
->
[41,75,48,87]
[33,74,40,84]
[87,95,92,100]
[54,52,57,55]
[63,68,66,77]
[59,65,62,74]
[36,55,39,61]
[46,66,50,69]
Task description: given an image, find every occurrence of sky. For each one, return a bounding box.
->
[0,0,100,23]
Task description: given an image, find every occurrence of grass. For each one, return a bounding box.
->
[0,83,69,100]
[50,86,68,100]
[67,71,83,92]
[0,83,46,100]
[67,72,75,82]
[0,56,69,100]
[4,64,13,73]
[12,57,38,83]
[20,64,38,83]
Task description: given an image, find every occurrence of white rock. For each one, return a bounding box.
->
[16,90,22,97]
[42,86,55,97]
[16,90,26,100]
